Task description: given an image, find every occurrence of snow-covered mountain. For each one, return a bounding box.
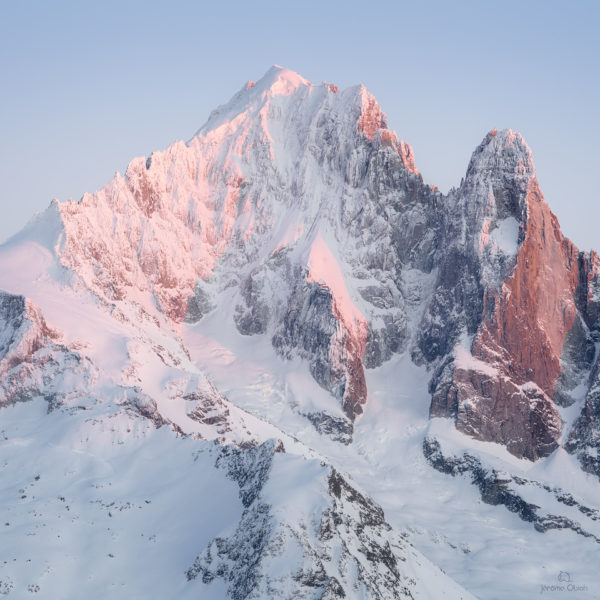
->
[0,65,598,599]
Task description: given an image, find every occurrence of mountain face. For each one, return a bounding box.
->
[426,130,600,462]
[0,66,599,599]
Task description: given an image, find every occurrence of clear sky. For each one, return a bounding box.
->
[1,0,598,248]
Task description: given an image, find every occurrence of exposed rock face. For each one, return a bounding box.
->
[272,280,367,420]
[0,291,95,408]
[304,411,354,445]
[566,357,600,478]
[57,143,221,322]
[562,252,600,475]
[187,440,460,599]
[185,281,215,324]
[554,313,596,407]
[423,130,600,461]
[472,177,579,399]
[432,365,562,461]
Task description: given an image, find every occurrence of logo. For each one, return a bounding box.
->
[540,571,589,594]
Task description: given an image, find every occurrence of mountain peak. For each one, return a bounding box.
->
[190,66,416,178]
[258,64,311,92]
[485,127,530,153]
[465,127,535,185]
[192,65,312,137]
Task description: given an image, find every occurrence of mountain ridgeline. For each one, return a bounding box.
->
[33,66,600,470]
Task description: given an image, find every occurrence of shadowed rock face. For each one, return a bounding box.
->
[272,282,367,421]
[566,340,600,478]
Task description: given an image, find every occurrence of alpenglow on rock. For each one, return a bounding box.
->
[0,66,599,599]
[35,66,600,466]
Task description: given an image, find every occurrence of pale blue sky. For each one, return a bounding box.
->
[1,1,598,248]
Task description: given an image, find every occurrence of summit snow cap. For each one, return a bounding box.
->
[465,128,536,185]
[193,65,312,136]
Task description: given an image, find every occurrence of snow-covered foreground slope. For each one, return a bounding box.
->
[1,65,599,599]
[184,305,600,600]
[0,400,240,599]
[0,396,474,598]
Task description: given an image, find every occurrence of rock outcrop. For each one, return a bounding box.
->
[424,437,600,543]
[187,439,473,599]
[423,130,600,461]
[0,291,95,408]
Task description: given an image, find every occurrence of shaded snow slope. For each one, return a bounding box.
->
[0,398,474,599]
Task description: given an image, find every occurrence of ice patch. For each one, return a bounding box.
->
[454,343,498,377]
[490,216,519,255]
